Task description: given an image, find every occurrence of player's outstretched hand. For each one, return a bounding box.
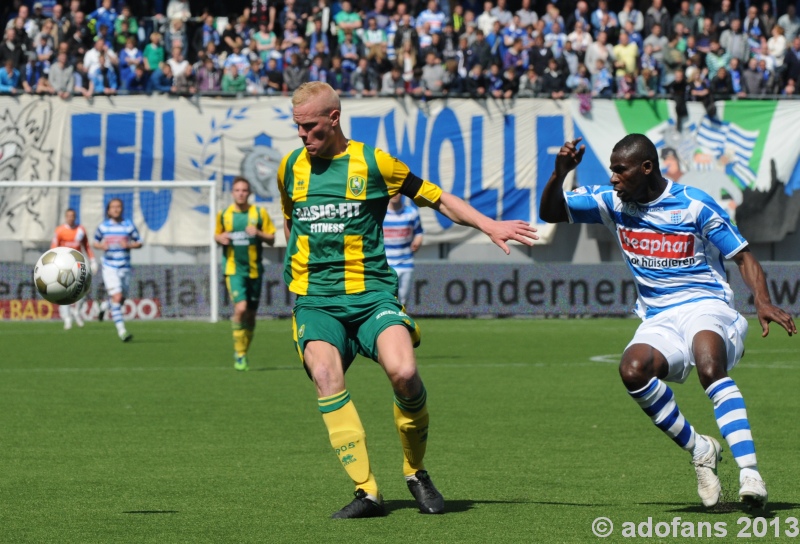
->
[555,138,586,179]
[756,303,797,337]
[486,220,539,255]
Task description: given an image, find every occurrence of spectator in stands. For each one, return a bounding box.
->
[49,50,73,98]
[87,0,117,39]
[90,52,118,95]
[283,52,309,92]
[567,19,593,56]
[350,55,379,95]
[476,1,497,37]
[166,0,191,22]
[783,77,797,94]
[502,37,525,76]
[119,35,142,89]
[516,0,537,29]
[778,5,800,42]
[542,4,565,35]
[114,5,137,40]
[173,62,195,94]
[1,28,26,70]
[517,63,540,96]
[617,0,643,34]
[486,61,505,97]
[648,24,669,63]
[113,18,136,52]
[339,29,359,74]
[421,51,443,95]
[613,31,638,78]
[196,55,221,91]
[557,38,576,73]
[785,36,800,82]
[529,33,554,75]
[418,0,447,34]
[441,57,463,94]
[742,56,766,94]
[645,0,670,37]
[368,43,391,75]
[327,55,351,94]
[566,0,591,35]
[465,62,486,97]
[616,70,636,98]
[67,10,92,61]
[394,13,420,54]
[744,6,764,41]
[165,17,188,59]
[584,30,611,75]
[591,58,614,97]
[541,56,566,98]
[193,15,220,57]
[714,0,736,35]
[307,17,329,57]
[760,1,776,37]
[225,42,249,75]
[364,17,387,49]
[470,29,492,69]
[667,69,689,129]
[545,22,567,58]
[142,31,164,72]
[335,1,362,46]
[721,19,750,63]
[768,25,787,70]
[706,40,730,74]
[757,57,777,92]
[636,67,658,96]
[592,0,618,38]
[126,63,149,92]
[8,5,40,40]
[262,56,283,93]
[673,1,696,37]
[0,58,29,93]
[72,58,93,97]
[309,54,328,83]
[150,62,174,93]
[380,62,405,94]
[167,43,188,74]
[728,56,744,93]
[221,64,246,92]
[710,66,734,96]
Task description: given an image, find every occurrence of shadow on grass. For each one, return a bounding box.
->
[639,501,800,516]
[385,498,540,514]
[122,510,179,514]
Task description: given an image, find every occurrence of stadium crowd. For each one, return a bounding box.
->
[2,0,800,99]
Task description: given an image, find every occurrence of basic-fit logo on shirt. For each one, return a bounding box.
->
[618,227,695,258]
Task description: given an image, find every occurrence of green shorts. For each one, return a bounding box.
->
[292,290,421,374]
[226,275,262,310]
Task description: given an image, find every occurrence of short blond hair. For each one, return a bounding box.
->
[292,82,341,113]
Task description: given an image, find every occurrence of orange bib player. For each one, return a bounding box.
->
[51,208,98,329]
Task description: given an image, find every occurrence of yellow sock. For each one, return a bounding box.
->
[243,325,254,352]
[232,322,247,357]
[319,390,379,497]
[394,386,429,477]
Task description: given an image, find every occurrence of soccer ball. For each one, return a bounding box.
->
[33,247,93,305]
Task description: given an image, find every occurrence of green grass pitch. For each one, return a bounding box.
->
[0,317,798,543]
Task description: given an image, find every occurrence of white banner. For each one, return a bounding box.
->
[2,95,799,246]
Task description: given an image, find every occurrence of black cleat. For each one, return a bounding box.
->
[406,470,445,514]
[331,489,386,519]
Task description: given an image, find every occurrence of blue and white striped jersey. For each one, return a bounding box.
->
[564,180,748,319]
[94,219,141,269]
[383,203,423,270]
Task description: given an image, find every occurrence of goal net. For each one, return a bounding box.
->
[0,181,219,322]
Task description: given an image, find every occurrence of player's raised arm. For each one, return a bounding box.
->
[429,192,538,255]
[539,138,586,224]
[733,249,797,337]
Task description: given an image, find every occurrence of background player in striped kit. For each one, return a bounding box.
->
[51,208,98,330]
[539,134,796,510]
[214,176,276,371]
[279,82,538,519]
[383,194,423,306]
[92,198,142,342]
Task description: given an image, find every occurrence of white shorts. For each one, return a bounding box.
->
[626,300,749,384]
[102,266,131,297]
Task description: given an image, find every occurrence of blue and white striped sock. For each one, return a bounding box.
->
[629,378,697,451]
[110,301,127,335]
[707,377,757,469]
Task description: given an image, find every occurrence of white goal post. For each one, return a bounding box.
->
[0,181,220,323]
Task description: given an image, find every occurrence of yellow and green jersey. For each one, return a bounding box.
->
[277,140,442,296]
[215,204,276,278]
